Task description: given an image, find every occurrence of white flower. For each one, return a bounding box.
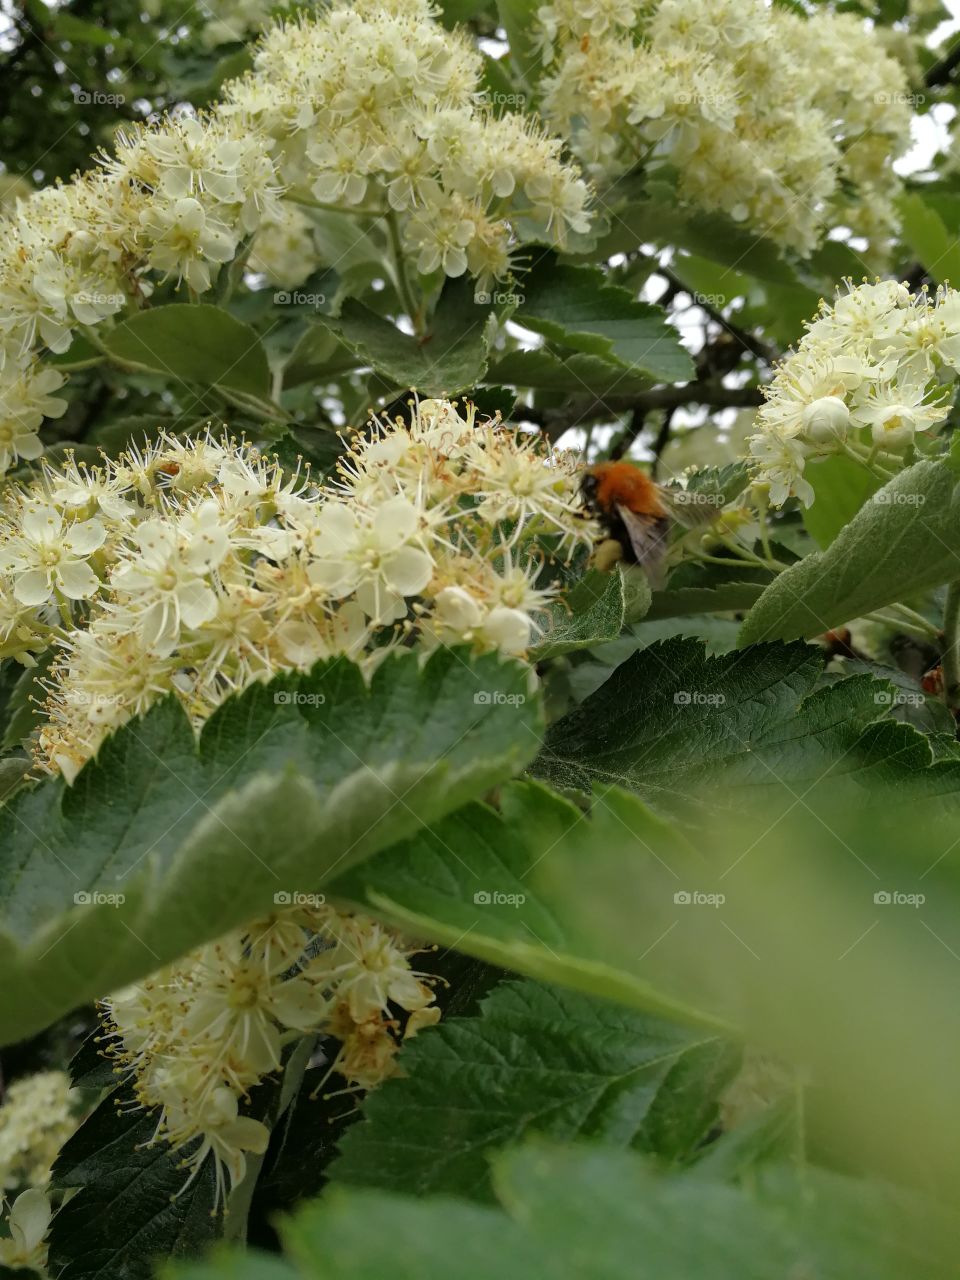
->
[111,513,226,654]
[0,1188,52,1269]
[143,115,245,204]
[0,502,104,605]
[307,496,434,618]
[748,430,814,508]
[140,196,238,292]
[851,380,949,448]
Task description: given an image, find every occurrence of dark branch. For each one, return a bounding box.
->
[926,38,960,88]
[523,380,764,441]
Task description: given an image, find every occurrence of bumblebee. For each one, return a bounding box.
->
[580,461,672,582]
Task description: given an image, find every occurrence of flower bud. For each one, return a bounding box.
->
[802,395,849,443]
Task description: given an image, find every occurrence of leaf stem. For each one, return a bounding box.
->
[386,209,423,335]
[224,1033,316,1242]
[716,534,789,571]
[286,191,389,218]
[866,610,940,644]
[942,581,960,710]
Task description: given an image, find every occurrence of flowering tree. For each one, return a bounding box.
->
[1,0,960,1275]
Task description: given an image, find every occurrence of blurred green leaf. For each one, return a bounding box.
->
[332,979,737,1199]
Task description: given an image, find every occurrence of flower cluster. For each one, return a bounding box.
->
[534,0,912,255]
[748,281,960,506]
[0,1071,79,1194]
[0,400,588,780]
[0,0,591,475]
[248,204,322,287]
[100,902,439,1206]
[221,0,592,281]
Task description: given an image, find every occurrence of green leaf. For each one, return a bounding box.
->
[681,461,750,507]
[167,1145,960,1280]
[515,259,695,383]
[52,13,116,45]
[531,568,635,660]
[1,651,54,751]
[332,778,720,1027]
[270,427,345,479]
[0,757,32,805]
[0,649,542,1046]
[165,1260,295,1280]
[324,279,493,395]
[49,1088,220,1280]
[802,455,883,549]
[282,328,361,388]
[495,0,541,86]
[646,582,765,620]
[532,637,941,806]
[897,191,960,286]
[486,348,655,396]
[594,199,802,287]
[331,978,738,1199]
[740,461,960,643]
[102,305,275,408]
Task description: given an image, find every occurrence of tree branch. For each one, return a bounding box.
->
[524,380,764,441]
[926,38,960,88]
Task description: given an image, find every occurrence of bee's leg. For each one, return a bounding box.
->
[592,538,625,573]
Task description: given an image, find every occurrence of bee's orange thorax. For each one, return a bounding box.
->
[588,462,667,519]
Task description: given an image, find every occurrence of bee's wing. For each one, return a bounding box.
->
[657,485,721,530]
[616,503,671,588]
